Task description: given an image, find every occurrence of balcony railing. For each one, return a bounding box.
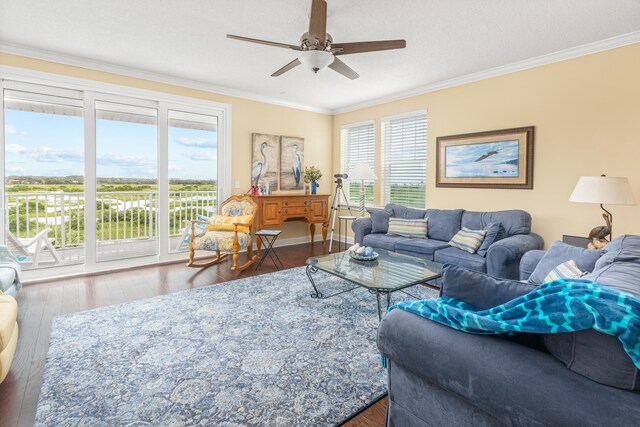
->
[5,191,216,254]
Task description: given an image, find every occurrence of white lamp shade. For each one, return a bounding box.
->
[298,50,334,71]
[350,163,377,180]
[569,176,636,205]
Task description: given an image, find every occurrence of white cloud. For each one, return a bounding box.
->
[6,165,26,174]
[184,151,216,161]
[6,143,27,154]
[97,154,154,166]
[5,124,27,136]
[177,137,216,148]
[34,146,83,163]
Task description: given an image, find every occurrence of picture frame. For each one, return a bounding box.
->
[436,126,534,189]
[279,136,304,191]
[251,133,280,191]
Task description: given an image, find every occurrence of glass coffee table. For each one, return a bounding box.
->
[306,249,444,320]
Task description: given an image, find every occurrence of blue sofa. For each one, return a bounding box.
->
[378,234,640,426]
[352,204,543,279]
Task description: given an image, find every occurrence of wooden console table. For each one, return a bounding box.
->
[252,194,329,245]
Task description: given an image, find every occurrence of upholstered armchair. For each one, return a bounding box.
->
[187,195,258,271]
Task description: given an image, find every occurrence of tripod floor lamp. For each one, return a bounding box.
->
[350,163,377,217]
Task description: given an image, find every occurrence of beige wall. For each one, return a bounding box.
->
[0,53,333,242]
[333,43,640,247]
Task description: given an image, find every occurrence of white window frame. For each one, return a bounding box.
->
[0,66,232,281]
[339,120,375,209]
[381,110,428,208]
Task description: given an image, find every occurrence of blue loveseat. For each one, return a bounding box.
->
[352,204,543,279]
[378,234,640,426]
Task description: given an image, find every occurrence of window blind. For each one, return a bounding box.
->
[340,122,375,208]
[381,112,427,208]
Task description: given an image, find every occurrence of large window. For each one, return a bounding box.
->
[340,121,375,208]
[3,87,85,269]
[1,78,229,276]
[381,112,427,208]
[95,100,158,262]
[167,110,218,253]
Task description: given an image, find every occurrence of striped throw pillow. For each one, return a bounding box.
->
[544,260,586,282]
[449,227,487,254]
[386,218,428,238]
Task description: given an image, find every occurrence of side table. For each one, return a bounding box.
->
[336,215,357,252]
[255,229,284,270]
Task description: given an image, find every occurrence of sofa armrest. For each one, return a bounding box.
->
[519,249,546,281]
[486,233,544,279]
[351,218,372,245]
[378,309,640,427]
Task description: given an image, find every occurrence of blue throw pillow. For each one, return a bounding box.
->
[476,222,504,257]
[527,241,603,285]
[441,264,537,310]
[367,209,392,234]
[182,214,210,244]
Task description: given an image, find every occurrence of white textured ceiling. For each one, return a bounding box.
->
[1,0,639,112]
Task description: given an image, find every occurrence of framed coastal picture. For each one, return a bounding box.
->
[251,133,280,190]
[280,136,304,191]
[436,126,534,189]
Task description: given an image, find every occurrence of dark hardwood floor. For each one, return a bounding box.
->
[0,242,386,427]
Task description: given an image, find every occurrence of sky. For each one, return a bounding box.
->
[5,109,217,181]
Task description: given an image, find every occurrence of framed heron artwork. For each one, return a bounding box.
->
[251,133,280,191]
[436,126,534,189]
[280,136,304,191]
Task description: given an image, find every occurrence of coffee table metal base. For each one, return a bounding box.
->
[306,264,421,321]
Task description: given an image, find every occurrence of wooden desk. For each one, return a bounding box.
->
[252,194,329,245]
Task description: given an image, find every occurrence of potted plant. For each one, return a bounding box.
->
[303,166,322,194]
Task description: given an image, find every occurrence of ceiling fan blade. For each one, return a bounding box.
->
[227,34,302,51]
[271,58,302,77]
[332,40,406,55]
[328,57,359,80]
[308,0,327,45]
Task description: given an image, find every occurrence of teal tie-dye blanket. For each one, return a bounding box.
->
[387,279,640,368]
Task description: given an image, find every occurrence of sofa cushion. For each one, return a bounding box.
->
[441,264,537,310]
[385,204,427,220]
[395,238,449,257]
[462,210,531,237]
[544,245,640,390]
[0,268,17,294]
[363,233,404,251]
[426,209,464,242]
[476,222,504,257]
[367,209,392,234]
[448,227,487,254]
[434,247,487,272]
[528,241,603,284]
[601,234,640,253]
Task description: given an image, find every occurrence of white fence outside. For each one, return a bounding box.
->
[5,191,217,251]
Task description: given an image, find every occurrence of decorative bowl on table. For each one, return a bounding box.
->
[347,250,380,261]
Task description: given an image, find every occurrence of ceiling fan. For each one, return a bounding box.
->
[227,0,406,80]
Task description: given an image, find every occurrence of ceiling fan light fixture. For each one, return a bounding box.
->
[298,50,334,73]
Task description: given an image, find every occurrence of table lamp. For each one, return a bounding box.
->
[569,175,636,241]
[349,163,377,217]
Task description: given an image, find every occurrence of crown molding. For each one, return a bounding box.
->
[2,31,639,117]
[0,42,332,115]
[331,31,640,115]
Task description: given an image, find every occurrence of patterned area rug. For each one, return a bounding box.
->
[35,266,438,426]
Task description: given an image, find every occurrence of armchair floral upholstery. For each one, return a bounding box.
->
[187,195,258,271]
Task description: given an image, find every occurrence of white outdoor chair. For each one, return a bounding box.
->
[6,229,61,268]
